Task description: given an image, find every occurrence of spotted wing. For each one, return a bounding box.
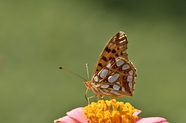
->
[91,31,137,97]
[93,31,129,75]
[92,57,137,97]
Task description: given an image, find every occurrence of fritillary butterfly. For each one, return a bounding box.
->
[84,31,137,99]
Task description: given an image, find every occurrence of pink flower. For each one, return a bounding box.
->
[54,100,168,123]
[54,108,88,123]
[134,110,169,123]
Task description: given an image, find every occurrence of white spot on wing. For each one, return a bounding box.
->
[115,57,119,61]
[129,83,133,89]
[113,85,120,90]
[127,76,133,82]
[129,70,133,75]
[116,82,120,85]
[100,84,109,88]
[119,36,123,40]
[122,87,126,92]
[108,73,120,83]
[110,90,121,96]
[116,60,124,66]
[106,62,111,68]
[100,69,108,78]
[94,76,99,82]
[119,40,124,43]
[122,64,130,70]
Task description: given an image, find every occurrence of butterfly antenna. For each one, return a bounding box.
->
[86,63,90,80]
[58,66,87,81]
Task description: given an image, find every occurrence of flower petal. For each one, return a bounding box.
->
[133,110,142,116]
[54,108,88,123]
[136,117,169,123]
[67,107,88,123]
[54,116,78,123]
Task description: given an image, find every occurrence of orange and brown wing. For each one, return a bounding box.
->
[92,31,129,75]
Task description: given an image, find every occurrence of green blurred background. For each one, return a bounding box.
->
[0,1,186,123]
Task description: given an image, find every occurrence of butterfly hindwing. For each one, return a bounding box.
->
[84,31,137,98]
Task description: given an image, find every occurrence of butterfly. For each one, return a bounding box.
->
[84,31,137,99]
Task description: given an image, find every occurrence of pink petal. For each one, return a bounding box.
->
[54,116,78,123]
[67,107,88,123]
[133,110,142,116]
[136,117,169,123]
[133,110,168,123]
[54,108,88,123]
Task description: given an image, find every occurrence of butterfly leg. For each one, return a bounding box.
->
[99,95,105,100]
[85,88,97,104]
[85,88,90,102]
[97,95,100,100]
[87,95,96,104]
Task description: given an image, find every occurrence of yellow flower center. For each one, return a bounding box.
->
[83,99,139,123]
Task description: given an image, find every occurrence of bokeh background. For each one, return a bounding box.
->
[0,1,186,123]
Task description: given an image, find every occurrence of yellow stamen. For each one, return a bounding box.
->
[83,99,139,123]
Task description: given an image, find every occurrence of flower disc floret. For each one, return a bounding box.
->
[83,99,139,123]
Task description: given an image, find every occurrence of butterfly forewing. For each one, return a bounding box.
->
[93,31,129,74]
[84,31,137,98]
